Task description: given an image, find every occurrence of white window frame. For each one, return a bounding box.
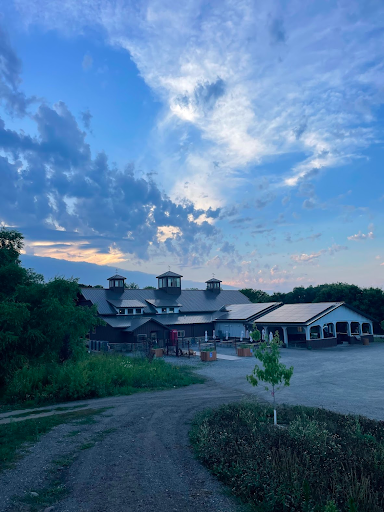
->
[177,330,185,338]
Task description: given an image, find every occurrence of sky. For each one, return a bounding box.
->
[0,0,383,291]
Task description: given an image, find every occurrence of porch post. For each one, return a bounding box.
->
[305,326,310,341]
[282,326,288,347]
[263,326,268,341]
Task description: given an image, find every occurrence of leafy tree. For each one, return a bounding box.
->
[143,286,156,290]
[240,289,270,303]
[125,282,139,289]
[250,326,261,342]
[0,229,101,387]
[247,332,294,425]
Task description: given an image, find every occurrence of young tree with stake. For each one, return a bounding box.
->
[247,331,294,425]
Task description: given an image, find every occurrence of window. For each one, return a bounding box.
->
[128,308,133,314]
[118,308,125,315]
[137,334,147,341]
[135,308,142,314]
[177,330,185,338]
[297,326,303,332]
[362,323,371,334]
[351,322,360,335]
[162,307,167,313]
[92,326,97,334]
[169,307,174,313]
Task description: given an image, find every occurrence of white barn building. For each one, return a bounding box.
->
[254,302,375,348]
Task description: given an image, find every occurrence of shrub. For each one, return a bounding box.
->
[190,402,384,512]
[3,354,203,405]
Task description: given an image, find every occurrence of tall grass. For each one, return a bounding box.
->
[3,354,203,406]
[190,402,384,512]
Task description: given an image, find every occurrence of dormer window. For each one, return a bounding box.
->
[135,308,142,314]
[162,307,167,313]
[128,308,133,314]
[119,308,125,315]
[169,307,174,313]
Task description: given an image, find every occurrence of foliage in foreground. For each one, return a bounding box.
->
[3,354,203,406]
[0,228,101,387]
[190,402,384,512]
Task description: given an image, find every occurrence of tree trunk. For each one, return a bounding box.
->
[273,385,277,425]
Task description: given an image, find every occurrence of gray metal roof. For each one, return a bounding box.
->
[256,302,342,324]
[80,288,251,315]
[146,298,182,308]
[107,299,146,308]
[107,274,126,280]
[206,278,222,283]
[101,316,132,328]
[124,317,171,332]
[155,313,217,326]
[156,271,183,278]
[216,303,282,321]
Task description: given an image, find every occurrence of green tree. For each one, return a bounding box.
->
[240,288,271,302]
[250,325,261,342]
[247,332,294,425]
[143,286,156,290]
[0,229,101,387]
[125,282,139,289]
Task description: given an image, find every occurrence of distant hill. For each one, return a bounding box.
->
[20,255,235,290]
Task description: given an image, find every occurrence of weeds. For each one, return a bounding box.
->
[190,402,384,512]
[2,353,203,406]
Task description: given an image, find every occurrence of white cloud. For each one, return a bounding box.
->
[82,53,93,71]
[347,231,374,241]
[13,0,384,207]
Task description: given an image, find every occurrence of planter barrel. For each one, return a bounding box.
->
[200,350,217,361]
[151,348,164,357]
[237,347,253,357]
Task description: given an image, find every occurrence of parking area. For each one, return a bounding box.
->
[166,342,384,420]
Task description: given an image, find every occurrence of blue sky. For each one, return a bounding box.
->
[0,0,383,290]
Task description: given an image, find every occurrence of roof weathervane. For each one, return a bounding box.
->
[168,265,171,271]
[212,273,215,278]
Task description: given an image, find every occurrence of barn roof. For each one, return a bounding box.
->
[80,287,251,315]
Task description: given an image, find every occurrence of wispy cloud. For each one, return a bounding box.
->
[13,0,384,207]
[347,231,374,241]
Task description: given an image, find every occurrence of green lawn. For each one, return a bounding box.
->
[190,402,384,512]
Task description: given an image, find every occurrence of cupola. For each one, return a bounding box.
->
[107,274,126,293]
[206,277,222,293]
[156,270,182,295]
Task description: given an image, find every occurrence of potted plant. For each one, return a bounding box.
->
[200,346,217,361]
[151,344,164,357]
[237,343,254,357]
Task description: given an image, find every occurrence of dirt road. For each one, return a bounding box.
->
[1,385,248,512]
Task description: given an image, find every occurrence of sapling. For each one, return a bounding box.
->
[247,331,293,425]
[250,326,261,343]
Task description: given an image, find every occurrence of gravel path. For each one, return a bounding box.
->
[1,385,248,512]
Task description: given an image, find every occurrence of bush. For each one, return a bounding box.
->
[190,402,384,512]
[3,354,203,405]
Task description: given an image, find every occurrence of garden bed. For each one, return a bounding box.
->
[190,402,384,512]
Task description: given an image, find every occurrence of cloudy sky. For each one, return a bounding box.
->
[0,0,383,290]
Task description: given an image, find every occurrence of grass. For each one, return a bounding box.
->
[0,407,108,472]
[190,402,384,512]
[1,353,204,407]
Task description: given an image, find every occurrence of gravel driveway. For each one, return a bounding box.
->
[1,342,383,511]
